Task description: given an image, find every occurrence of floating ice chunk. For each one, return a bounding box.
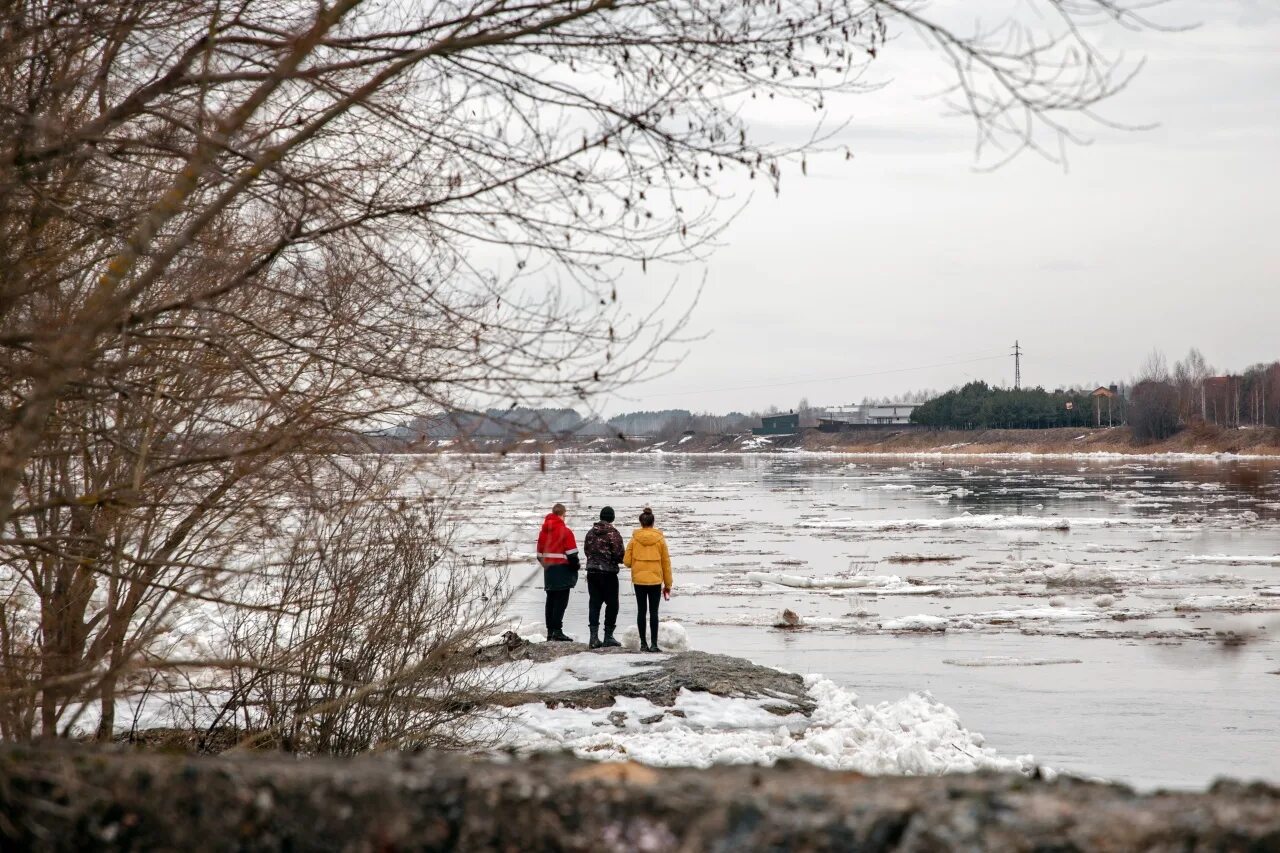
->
[961,606,1105,624]
[1176,554,1280,566]
[880,614,947,632]
[746,572,941,595]
[942,657,1082,667]
[1174,595,1280,613]
[795,514,1159,532]
[1094,594,1117,608]
[746,571,899,590]
[774,608,803,628]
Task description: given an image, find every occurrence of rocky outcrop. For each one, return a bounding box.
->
[480,637,815,715]
[2,743,1279,851]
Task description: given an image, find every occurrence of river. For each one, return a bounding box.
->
[446,452,1280,790]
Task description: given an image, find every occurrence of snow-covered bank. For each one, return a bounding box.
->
[494,676,1034,776]
[477,639,1038,778]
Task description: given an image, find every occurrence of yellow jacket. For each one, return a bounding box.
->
[624,527,672,588]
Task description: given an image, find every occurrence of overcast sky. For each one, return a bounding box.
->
[594,0,1279,416]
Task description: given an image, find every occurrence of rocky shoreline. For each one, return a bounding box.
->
[477,635,815,715]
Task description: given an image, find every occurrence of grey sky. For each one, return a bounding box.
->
[599,0,1280,416]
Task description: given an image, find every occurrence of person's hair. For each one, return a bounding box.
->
[599,506,615,523]
[552,503,566,516]
[638,507,655,528]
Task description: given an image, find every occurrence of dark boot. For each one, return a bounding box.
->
[651,643,663,653]
[602,629,621,648]
[639,639,651,653]
[551,630,574,642]
[589,627,602,649]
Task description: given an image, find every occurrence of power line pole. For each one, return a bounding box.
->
[1012,340,1022,390]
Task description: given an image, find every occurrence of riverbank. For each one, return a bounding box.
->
[405,425,1280,459]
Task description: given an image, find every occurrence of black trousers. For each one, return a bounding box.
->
[634,583,662,646]
[587,572,619,632]
[544,588,570,635]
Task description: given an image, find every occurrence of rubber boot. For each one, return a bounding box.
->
[602,629,621,648]
[589,627,602,649]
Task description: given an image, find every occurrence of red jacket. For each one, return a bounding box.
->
[537,513,580,592]
[537,513,580,569]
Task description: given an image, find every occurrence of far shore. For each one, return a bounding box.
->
[393,425,1280,460]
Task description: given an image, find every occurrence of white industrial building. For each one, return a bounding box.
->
[822,403,917,426]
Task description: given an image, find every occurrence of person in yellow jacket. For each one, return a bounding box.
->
[623,507,673,652]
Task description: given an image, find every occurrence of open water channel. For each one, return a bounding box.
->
[444,452,1280,790]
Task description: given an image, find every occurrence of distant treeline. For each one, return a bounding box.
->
[405,408,755,440]
[909,351,1280,441]
[398,351,1280,442]
[910,382,1104,430]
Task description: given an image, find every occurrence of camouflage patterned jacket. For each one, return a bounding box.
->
[583,521,625,574]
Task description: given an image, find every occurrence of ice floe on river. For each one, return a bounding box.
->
[745,571,941,594]
[1175,554,1280,565]
[796,514,1159,532]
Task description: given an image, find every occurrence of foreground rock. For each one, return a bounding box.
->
[2,744,1279,851]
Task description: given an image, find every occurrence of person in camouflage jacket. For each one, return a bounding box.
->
[583,506,625,648]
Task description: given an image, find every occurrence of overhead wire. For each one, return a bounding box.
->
[659,350,1011,398]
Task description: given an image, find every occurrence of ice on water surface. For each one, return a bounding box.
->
[453,452,1280,789]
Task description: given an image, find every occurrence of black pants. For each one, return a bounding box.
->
[544,588,570,636]
[634,584,662,646]
[587,572,619,632]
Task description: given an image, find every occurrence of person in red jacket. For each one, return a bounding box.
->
[536,503,581,642]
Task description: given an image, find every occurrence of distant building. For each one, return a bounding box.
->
[1090,386,1118,427]
[753,412,800,435]
[865,404,916,425]
[822,403,916,426]
[1202,376,1240,427]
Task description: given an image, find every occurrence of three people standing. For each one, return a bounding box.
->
[537,503,674,650]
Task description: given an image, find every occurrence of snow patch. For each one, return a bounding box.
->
[620,620,689,651]
[488,676,1034,777]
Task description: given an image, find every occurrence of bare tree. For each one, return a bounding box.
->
[1,0,1163,746]
[1172,348,1213,423]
